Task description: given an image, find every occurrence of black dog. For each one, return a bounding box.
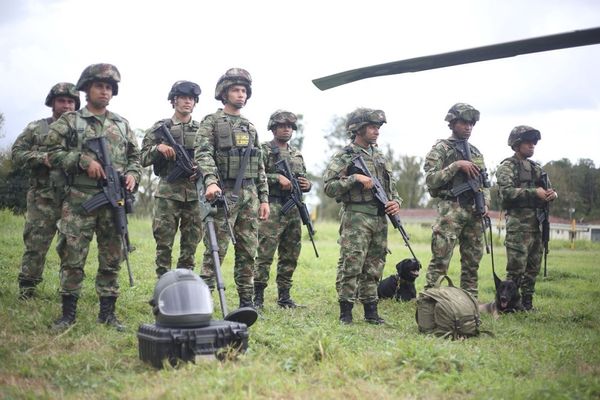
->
[377,258,421,301]
[479,275,523,318]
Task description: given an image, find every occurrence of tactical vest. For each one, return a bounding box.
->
[500,156,542,209]
[268,142,305,198]
[213,115,259,180]
[342,145,390,207]
[69,112,128,188]
[428,139,482,202]
[153,119,199,178]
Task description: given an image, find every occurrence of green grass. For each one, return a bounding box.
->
[1,209,599,399]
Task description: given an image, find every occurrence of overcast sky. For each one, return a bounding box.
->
[1,0,599,174]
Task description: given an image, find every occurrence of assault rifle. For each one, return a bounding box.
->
[275,159,319,257]
[154,123,196,183]
[82,136,135,287]
[450,140,495,261]
[349,154,418,262]
[538,172,551,277]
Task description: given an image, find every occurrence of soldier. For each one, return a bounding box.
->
[423,103,489,298]
[141,81,203,278]
[254,110,312,308]
[12,83,80,299]
[45,63,141,331]
[496,126,557,310]
[194,68,269,309]
[323,108,401,324]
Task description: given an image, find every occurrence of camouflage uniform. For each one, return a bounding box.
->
[194,108,268,304]
[255,139,308,295]
[12,82,80,297]
[141,116,203,277]
[324,142,400,305]
[424,104,489,298]
[496,125,550,306]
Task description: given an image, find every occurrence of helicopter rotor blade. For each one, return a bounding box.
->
[312,27,600,90]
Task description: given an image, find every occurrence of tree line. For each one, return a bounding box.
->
[1,111,599,223]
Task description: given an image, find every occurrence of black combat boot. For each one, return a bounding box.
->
[253,283,266,309]
[339,301,353,324]
[277,287,299,308]
[18,280,36,300]
[363,302,385,325]
[521,294,534,311]
[98,296,125,331]
[51,295,78,332]
[239,295,255,309]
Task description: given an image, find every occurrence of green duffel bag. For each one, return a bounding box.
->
[416,275,486,339]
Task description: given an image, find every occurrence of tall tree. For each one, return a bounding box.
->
[383,145,425,208]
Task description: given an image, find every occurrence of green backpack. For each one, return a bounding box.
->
[416,275,483,339]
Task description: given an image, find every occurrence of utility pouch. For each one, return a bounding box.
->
[216,121,234,150]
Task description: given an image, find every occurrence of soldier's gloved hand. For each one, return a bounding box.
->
[86,159,106,180]
[205,183,221,202]
[384,200,400,216]
[456,160,480,179]
[259,202,270,220]
[298,176,311,191]
[157,144,176,160]
[354,174,374,189]
[278,174,292,190]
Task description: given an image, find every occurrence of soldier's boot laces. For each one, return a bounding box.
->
[18,280,36,300]
[522,294,535,311]
[277,287,299,308]
[51,295,78,332]
[339,301,353,324]
[364,302,385,325]
[98,296,125,331]
[253,284,266,309]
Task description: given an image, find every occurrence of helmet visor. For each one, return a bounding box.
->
[157,281,213,316]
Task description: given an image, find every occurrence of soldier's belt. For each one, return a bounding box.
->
[220,178,254,189]
[344,203,380,216]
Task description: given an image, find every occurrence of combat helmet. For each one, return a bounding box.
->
[267,110,298,131]
[214,68,252,103]
[168,80,201,103]
[346,108,386,133]
[508,125,541,149]
[444,103,480,123]
[75,63,121,95]
[44,82,81,110]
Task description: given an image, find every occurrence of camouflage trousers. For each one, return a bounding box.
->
[505,229,542,296]
[55,187,124,298]
[255,201,301,289]
[200,184,259,301]
[18,186,63,284]
[425,200,483,298]
[337,210,388,304]
[152,197,203,277]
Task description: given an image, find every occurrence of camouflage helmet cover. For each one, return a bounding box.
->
[268,110,298,130]
[444,102,480,123]
[75,63,121,95]
[214,67,252,102]
[168,80,201,102]
[508,125,541,148]
[346,108,387,133]
[45,82,81,110]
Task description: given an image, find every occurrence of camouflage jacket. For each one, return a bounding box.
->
[11,117,66,194]
[45,107,141,196]
[261,140,309,199]
[141,116,200,202]
[193,108,268,203]
[323,142,401,216]
[496,155,547,232]
[424,136,490,207]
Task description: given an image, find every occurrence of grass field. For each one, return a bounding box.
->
[1,209,599,399]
